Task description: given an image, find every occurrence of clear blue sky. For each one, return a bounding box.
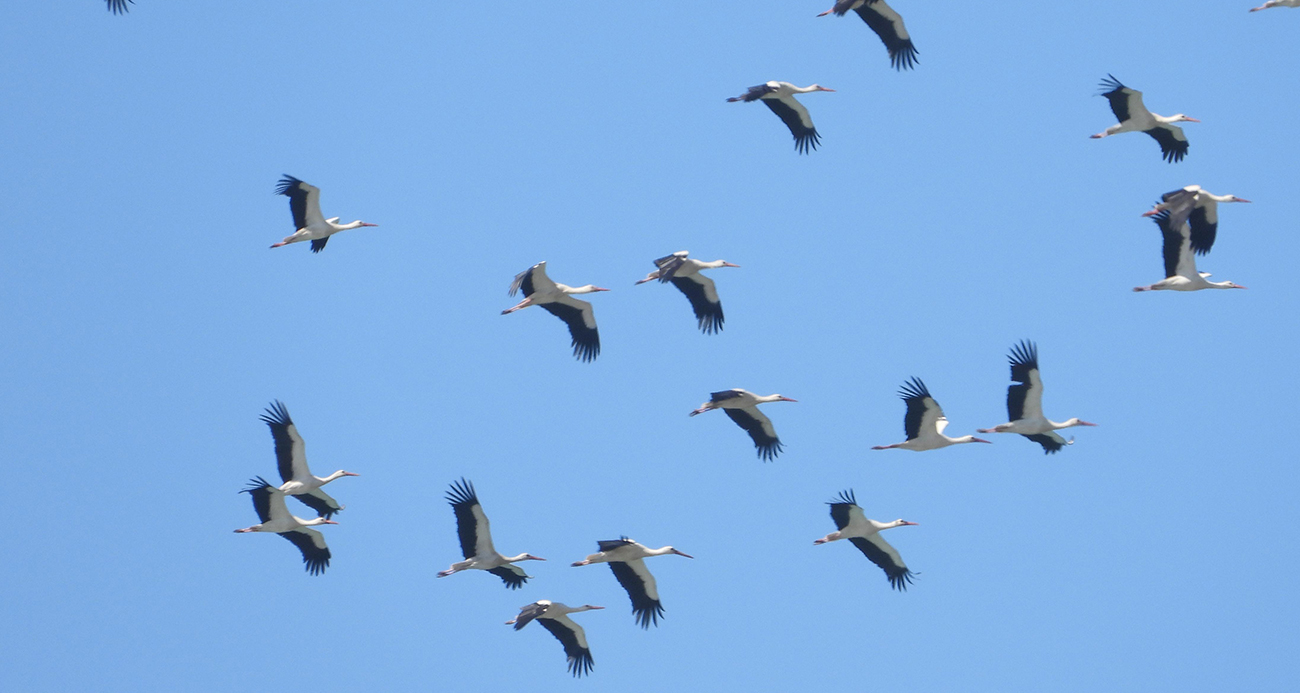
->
[3,2,1297,691]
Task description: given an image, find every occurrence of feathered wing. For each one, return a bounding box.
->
[670,275,724,334]
[279,528,331,576]
[848,535,914,590]
[723,407,784,461]
[538,617,595,678]
[761,96,820,154]
[608,559,665,629]
[540,295,601,362]
[854,1,919,70]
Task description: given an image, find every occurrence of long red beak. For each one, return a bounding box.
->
[780,397,798,402]
[673,549,695,559]
[360,222,379,227]
[1141,209,1160,217]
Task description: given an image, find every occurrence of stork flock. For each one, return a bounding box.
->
[79,0,1272,680]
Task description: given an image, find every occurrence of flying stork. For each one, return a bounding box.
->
[506,601,603,677]
[502,261,609,362]
[690,389,797,461]
[234,477,336,575]
[106,0,133,13]
[1251,0,1300,10]
[978,341,1097,453]
[1091,75,1199,163]
[571,538,694,628]
[814,489,916,590]
[817,0,919,71]
[635,251,739,334]
[1133,205,1248,293]
[271,175,377,252]
[1141,185,1250,256]
[871,377,991,451]
[260,401,358,519]
[437,478,545,589]
[727,81,835,154]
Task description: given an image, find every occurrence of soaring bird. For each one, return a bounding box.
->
[260,401,358,519]
[727,81,835,154]
[813,489,917,590]
[635,251,739,334]
[1091,75,1199,163]
[271,175,377,252]
[1141,185,1250,256]
[572,538,694,628]
[502,261,609,362]
[1251,0,1300,10]
[817,0,919,71]
[978,341,1097,453]
[690,389,797,461]
[437,479,545,589]
[507,601,603,677]
[1133,206,1248,293]
[106,0,133,13]
[871,377,991,451]
[234,477,337,575]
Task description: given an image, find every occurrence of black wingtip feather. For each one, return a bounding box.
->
[1098,74,1125,94]
[445,477,478,507]
[273,175,303,196]
[829,489,858,507]
[897,377,930,401]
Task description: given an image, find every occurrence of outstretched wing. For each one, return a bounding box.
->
[848,535,914,591]
[723,407,784,461]
[669,275,724,334]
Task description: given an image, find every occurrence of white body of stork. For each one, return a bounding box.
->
[814,489,916,590]
[234,477,337,575]
[106,0,133,13]
[1142,185,1250,256]
[1133,203,1247,293]
[1251,0,1300,10]
[437,478,544,589]
[978,341,1097,454]
[727,81,835,154]
[506,601,603,677]
[635,251,739,334]
[270,175,377,253]
[872,377,991,451]
[690,389,797,461]
[818,0,918,70]
[1091,75,1199,163]
[502,261,609,362]
[260,401,358,519]
[571,538,693,629]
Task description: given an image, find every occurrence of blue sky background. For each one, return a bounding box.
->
[3,2,1297,691]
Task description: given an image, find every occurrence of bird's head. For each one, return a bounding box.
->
[670,548,695,559]
[1226,282,1248,290]
[307,518,339,526]
[721,261,741,268]
[1066,419,1098,427]
[1172,114,1200,123]
[894,520,919,527]
[575,285,611,294]
[1226,196,1252,204]
[813,85,836,93]
[522,553,547,562]
[776,396,798,403]
[577,605,605,612]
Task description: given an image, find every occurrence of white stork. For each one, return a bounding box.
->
[502,261,609,362]
[727,81,835,154]
[871,377,991,451]
[1141,185,1250,256]
[978,341,1097,453]
[234,477,336,575]
[814,489,916,591]
[271,175,377,253]
[571,538,694,629]
[635,251,739,334]
[260,401,358,519]
[690,389,797,461]
[1133,205,1248,293]
[1251,0,1300,10]
[437,478,545,589]
[106,0,132,13]
[817,0,919,71]
[506,601,603,677]
[1091,75,1199,163]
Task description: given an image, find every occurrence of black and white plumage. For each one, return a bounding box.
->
[502,261,609,362]
[978,341,1097,453]
[260,401,358,519]
[814,489,916,591]
[437,479,545,589]
[1142,185,1251,256]
[818,0,919,71]
[1251,0,1300,10]
[106,0,133,13]
[506,601,603,677]
[871,377,991,451]
[690,389,797,461]
[727,81,835,154]
[234,477,336,575]
[1133,206,1248,293]
[1091,75,1199,163]
[634,251,739,334]
[571,538,694,629]
[271,175,377,253]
